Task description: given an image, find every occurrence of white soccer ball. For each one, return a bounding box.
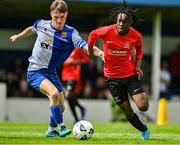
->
[73,120,94,140]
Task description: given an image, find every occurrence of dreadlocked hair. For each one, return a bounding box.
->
[110,0,138,24]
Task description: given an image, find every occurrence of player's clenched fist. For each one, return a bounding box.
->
[9,35,18,42]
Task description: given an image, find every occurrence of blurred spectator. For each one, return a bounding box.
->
[3,69,18,97]
[18,73,33,97]
[95,75,108,99]
[160,60,171,100]
[169,44,180,96]
[14,57,26,78]
[7,57,26,80]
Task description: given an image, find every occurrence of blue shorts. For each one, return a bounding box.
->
[27,69,63,92]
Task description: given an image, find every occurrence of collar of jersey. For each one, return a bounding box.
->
[50,21,64,32]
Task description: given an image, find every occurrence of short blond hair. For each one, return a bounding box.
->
[50,0,68,13]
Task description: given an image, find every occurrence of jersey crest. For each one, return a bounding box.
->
[61,32,67,38]
[124,42,130,49]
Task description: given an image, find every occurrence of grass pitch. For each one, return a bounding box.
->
[0,122,180,144]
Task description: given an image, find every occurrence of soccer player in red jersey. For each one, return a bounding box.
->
[62,48,89,123]
[88,1,150,140]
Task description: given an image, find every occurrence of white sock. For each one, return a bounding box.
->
[57,123,65,130]
[48,126,56,131]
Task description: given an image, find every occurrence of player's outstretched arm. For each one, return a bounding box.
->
[9,26,33,43]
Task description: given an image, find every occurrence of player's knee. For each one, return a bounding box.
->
[136,93,149,112]
[139,103,149,112]
[50,89,59,103]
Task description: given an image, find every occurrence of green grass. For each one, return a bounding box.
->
[0,122,180,144]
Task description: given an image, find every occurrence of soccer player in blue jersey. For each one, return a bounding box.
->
[9,0,103,138]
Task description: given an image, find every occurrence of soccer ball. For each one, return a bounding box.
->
[73,120,94,140]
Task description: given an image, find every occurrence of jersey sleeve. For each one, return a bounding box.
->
[135,34,143,59]
[72,29,88,50]
[32,19,42,33]
[88,26,107,47]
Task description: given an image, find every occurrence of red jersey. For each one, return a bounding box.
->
[88,24,143,78]
[62,48,89,81]
[169,52,180,77]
